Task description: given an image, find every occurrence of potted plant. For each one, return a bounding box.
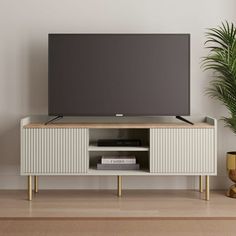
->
[202,21,236,198]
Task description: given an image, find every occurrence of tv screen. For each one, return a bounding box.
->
[48,34,190,116]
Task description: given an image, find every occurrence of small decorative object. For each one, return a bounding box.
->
[226,152,236,198]
[202,21,236,197]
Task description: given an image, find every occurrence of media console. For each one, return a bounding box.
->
[20,115,217,201]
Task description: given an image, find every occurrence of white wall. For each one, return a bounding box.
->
[0,0,235,190]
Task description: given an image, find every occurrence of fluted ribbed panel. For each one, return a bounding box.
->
[21,128,88,174]
[150,128,216,174]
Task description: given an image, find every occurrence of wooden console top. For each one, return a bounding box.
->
[24,122,214,129]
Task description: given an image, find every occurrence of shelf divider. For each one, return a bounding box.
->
[88,145,149,152]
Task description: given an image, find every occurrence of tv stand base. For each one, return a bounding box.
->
[176,116,194,125]
[44,115,63,125]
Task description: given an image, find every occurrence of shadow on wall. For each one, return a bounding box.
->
[27,38,48,114]
[0,37,48,170]
[0,121,20,167]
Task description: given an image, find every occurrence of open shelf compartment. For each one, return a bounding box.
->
[88,128,150,172]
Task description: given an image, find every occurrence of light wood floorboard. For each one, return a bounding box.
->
[1,219,236,236]
[0,190,235,218]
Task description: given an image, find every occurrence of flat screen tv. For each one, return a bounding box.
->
[48,34,190,116]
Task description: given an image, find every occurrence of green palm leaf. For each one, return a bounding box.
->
[203,21,236,133]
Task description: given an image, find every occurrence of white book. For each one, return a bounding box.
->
[101,156,136,164]
[97,163,140,170]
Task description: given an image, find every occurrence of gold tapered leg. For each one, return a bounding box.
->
[199,176,203,193]
[28,176,32,201]
[34,176,38,193]
[117,176,122,197]
[205,176,210,201]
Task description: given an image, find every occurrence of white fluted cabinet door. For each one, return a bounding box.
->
[150,128,216,175]
[21,128,89,175]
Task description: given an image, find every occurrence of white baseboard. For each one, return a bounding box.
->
[0,165,230,190]
[0,173,230,190]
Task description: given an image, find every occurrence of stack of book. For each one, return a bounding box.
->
[97,156,140,170]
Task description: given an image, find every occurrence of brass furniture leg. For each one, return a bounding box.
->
[199,176,203,193]
[117,176,122,197]
[28,176,32,201]
[205,176,210,201]
[34,176,38,193]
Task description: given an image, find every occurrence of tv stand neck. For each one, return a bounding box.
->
[175,116,194,125]
[44,115,63,125]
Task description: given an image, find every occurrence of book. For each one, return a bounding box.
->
[97,163,140,170]
[101,156,136,164]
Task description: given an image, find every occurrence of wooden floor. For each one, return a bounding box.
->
[0,189,235,218]
[1,219,236,236]
[1,190,236,235]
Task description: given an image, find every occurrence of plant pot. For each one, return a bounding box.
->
[226,152,236,198]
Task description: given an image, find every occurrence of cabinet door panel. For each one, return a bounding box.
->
[21,128,88,174]
[150,128,216,174]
